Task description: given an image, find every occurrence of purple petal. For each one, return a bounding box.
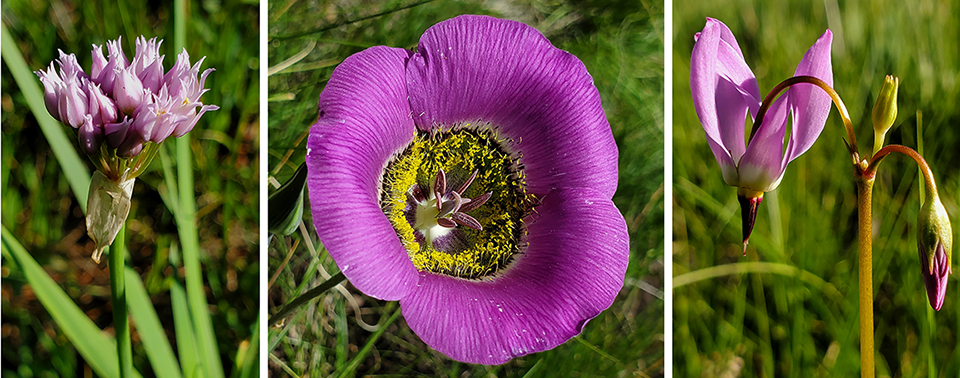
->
[405,15,618,198]
[784,30,833,163]
[401,187,628,364]
[690,18,762,186]
[738,95,789,191]
[306,46,420,300]
[920,242,950,311]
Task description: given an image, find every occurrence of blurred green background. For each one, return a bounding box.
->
[268,0,663,376]
[1,0,260,376]
[673,0,960,376]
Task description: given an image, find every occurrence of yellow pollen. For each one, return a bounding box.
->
[380,126,532,279]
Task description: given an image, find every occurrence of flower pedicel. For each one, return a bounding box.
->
[306,15,629,364]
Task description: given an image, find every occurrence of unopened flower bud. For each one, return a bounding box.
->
[86,81,118,126]
[58,77,89,128]
[86,171,135,263]
[114,66,145,114]
[78,115,103,155]
[872,75,899,153]
[917,194,953,310]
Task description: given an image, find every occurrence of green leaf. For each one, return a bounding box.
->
[170,277,202,378]
[268,161,307,235]
[126,268,183,378]
[1,226,141,378]
[0,23,91,210]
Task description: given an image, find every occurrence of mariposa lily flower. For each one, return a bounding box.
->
[690,18,833,246]
[306,15,628,364]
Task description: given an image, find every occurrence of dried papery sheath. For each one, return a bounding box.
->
[86,171,134,263]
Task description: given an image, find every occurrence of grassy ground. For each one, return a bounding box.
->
[1,0,260,376]
[673,0,960,376]
[267,0,664,376]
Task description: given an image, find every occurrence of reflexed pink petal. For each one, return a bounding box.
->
[691,18,761,186]
[784,30,834,164]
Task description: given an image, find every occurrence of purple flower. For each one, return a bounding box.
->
[35,36,218,159]
[690,18,833,245]
[306,15,628,364]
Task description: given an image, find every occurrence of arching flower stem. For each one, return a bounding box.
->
[750,75,859,162]
[867,144,938,198]
[750,75,896,378]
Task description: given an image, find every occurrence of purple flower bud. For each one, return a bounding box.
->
[85,81,118,126]
[138,59,165,94]
[114,66,145,115]
[78,115,103,155]
[58,76,89,128]
[35,65,63,121]
[90,44,108,79]
[917,195,953,311]
[104,117,134,149]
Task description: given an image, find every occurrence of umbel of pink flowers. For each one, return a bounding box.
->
[36,36,218,159]
[35,36,218,263]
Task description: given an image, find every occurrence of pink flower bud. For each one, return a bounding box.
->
[86,81,118,126]
[114,66,145,114]
[78,115,103,155]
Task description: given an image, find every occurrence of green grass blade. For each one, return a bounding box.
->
[0,23,91,210]
[233,314,259,378]
[1,225,141,378]
[177,136,223,378]
[335,305,402,378]
[170,278,202,378]
[125,267,183,378]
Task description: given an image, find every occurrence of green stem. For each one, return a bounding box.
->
[110,222,133,378]
[856,170,875,378]
[269,271,346,325]
[749,75,859,159]
[867,144,938,198]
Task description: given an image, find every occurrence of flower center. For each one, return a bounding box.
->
[380,126,532,279]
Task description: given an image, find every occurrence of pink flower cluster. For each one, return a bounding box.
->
[35,36,218,157]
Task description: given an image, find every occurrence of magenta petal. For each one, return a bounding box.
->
[738,95,789,191]
[784,30,833,163]
[405,15,618,197]
[306,46,420,300]
[401,188,628,364]
[691,18,761,186]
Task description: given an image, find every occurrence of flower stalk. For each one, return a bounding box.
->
[855,169,875,378]
[109,222,133,378]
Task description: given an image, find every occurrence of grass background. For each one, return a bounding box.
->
[267,0,664,376]
[1,0,260,376]
[673,0,960,376]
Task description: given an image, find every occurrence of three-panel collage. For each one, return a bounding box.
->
[1,0,958,377]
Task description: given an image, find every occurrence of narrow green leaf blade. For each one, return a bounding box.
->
[170,278,202,378]
[0,23,91,210]
[268,161,307,235]
[125,268,183,378]
[1,226,141,378]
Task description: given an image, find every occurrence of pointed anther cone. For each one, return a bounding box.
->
[737,187,764,255]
